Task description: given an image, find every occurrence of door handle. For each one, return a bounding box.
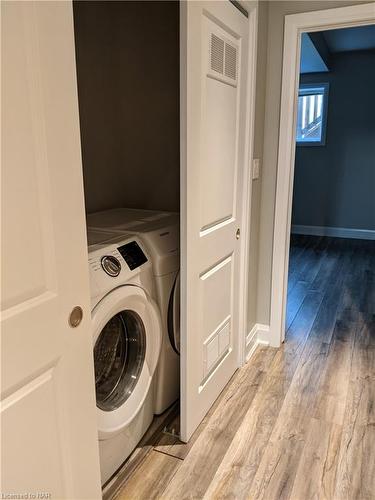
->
[69,306,83,328]
[236,228,240,240]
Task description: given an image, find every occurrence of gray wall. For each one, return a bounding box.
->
[247,0,269,332]
[256,0,372,325]
[292,50,375,230]
[73,1,180,214]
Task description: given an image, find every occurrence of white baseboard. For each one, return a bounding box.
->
[256,324,270,344]
[291,225,375,240]
[246,323,270,361]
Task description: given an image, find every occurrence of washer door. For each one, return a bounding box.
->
[168,271,180,354]
[91,286,161,439]
[94,310,146,412]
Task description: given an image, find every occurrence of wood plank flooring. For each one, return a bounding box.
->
[106,236,375,500]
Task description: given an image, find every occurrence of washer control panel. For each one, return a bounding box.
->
[117,241,148,270]
[101,255,121,277]
[88,237,152,302]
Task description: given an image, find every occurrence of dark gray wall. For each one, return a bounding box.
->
[292,50,375,230]
[73,1,180,214]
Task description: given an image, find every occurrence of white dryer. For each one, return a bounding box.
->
[87,209,180,414]
[87,229,162,485]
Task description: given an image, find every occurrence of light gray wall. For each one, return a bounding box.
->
[247,0,269,332]
[256,0,373,325]
[73,1,180,214]
[292,50,375,230]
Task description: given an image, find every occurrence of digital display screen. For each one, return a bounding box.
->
[117,241,148,270]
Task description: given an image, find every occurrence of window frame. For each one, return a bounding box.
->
[296,82,329,147]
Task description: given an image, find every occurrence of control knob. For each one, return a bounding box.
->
[101,255,121,277]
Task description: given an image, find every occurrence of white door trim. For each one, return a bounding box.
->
[269,2,375,347]
[238,3,258,366]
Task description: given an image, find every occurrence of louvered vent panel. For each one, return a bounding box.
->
[210,33,224,74]
[225,43,237,80]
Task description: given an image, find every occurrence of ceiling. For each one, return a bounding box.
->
[322,25,375,53]
[300,24,375,74]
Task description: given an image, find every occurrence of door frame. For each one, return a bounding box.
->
[269,2,375,347]
[179,0,259,387]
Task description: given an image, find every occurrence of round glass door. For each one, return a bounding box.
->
[94,310,146,412]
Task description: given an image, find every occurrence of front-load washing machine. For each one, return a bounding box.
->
[87,229,162,484]
[87,209,180,414]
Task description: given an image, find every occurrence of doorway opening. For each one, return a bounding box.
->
[269,3,375,348]
[286,24,375,341]
[72,0,255,492]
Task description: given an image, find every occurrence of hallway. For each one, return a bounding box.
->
[106,236,375,500]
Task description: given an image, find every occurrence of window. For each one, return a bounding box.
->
[296,83,329,145]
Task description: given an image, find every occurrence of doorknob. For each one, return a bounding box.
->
[236,228,240,240]
[69,306,83,328]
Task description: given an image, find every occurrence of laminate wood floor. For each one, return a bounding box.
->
[106,236,375,500]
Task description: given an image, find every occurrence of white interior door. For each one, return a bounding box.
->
[1,2,101,497]
[180,0,249,442]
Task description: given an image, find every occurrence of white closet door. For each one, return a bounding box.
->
[180,1,249,442]
[1,2,101,497]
